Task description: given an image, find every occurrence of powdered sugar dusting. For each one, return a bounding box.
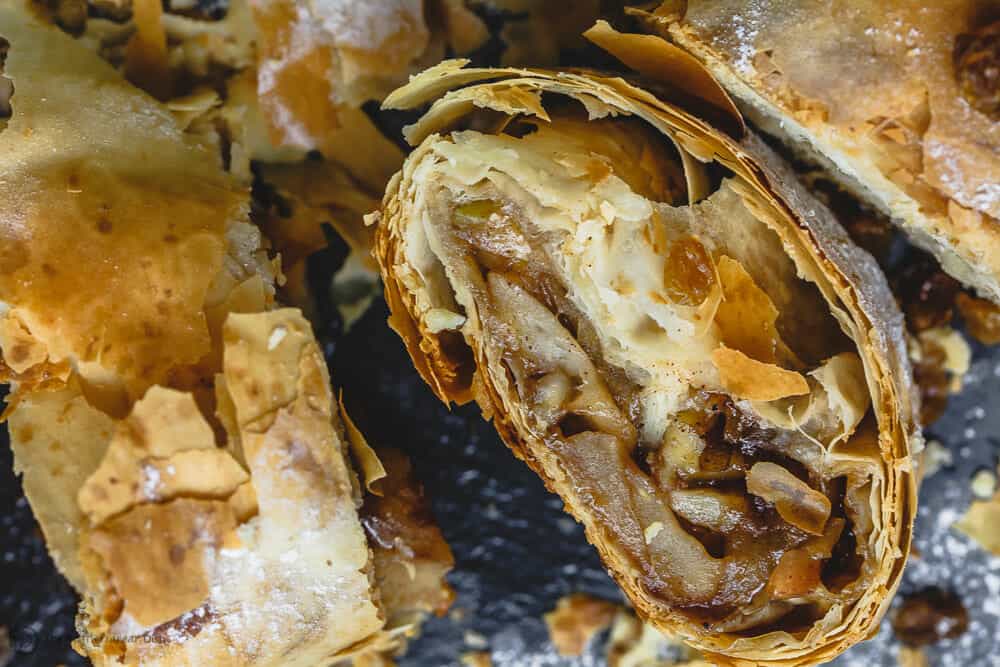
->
[209,507,377,660]
[926,138,1000,214]
[694,0,766,75]
[253,1,331,148]
[140,463,162,501]
[728,4,763,75]
[310,0,423,51]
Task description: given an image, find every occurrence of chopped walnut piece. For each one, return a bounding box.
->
[918,439,953,480]
[919,327,971,393]
[956,291,1000,344]
[746,462,832,535]
[954,21,1000,119]
[544,593,618,657]
[971,468,998,498]
[908,325,971,427]
[891,587,969,647]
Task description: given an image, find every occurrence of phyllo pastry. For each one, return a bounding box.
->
[0,6,450,665]
[640,1,1000,302]
[373,24,919,666]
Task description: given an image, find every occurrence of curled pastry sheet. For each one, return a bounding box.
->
[0,6,451,665]
[374,25,918,666]
[644,1,1000,302]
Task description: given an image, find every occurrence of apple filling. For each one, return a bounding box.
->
[402,111,880,633]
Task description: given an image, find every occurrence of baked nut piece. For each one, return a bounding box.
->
[373,24,919,666]
[0,5,451,664]
[641,1,1000,302]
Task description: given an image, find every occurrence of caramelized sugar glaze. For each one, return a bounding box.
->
[397,107,877,633]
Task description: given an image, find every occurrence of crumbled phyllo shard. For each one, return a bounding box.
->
[0,5,450,665]
[374,23,918,666]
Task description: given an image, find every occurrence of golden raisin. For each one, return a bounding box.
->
[663,236,715,306]
[956,291,1000,345]
[454,199,504,221]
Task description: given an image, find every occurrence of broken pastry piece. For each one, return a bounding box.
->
[360,447,456,631]
[40,0,484,161]
[644,1,1000,303]
[606,606,711,667]
[32,0,469,327]
[248,0,486,119]
[544,593,618,657]
[374,24,918,666]
[543,593,712,665]
[69,310,389,665]
[1,6,450,665]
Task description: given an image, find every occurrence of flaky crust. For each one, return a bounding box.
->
[73,309,384,666]
[374,26,918,666]
[1,6,446,665]
[0,3,271,411]
[652,0,1000,302]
